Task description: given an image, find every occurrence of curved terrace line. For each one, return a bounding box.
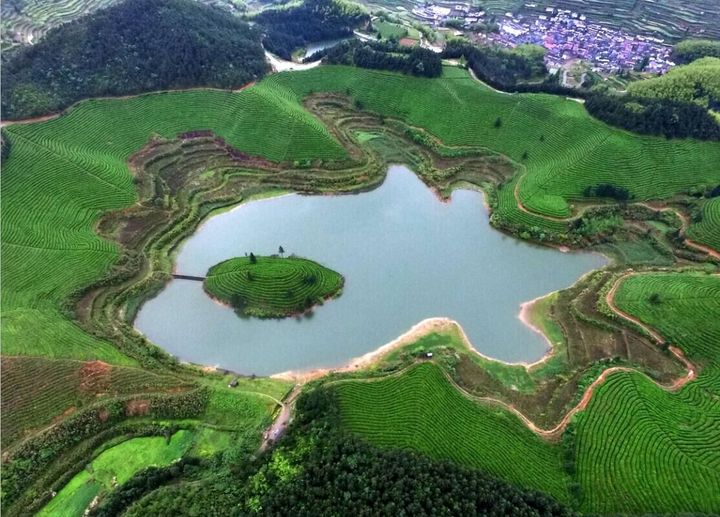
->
[274,270,699,442]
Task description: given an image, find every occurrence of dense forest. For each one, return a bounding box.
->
[1,0,268,119]
[585,93,720,141]
[309,39,442,78]
[627,57,720,107]
[255,0,369,60]
[442,40,548,87]
[672,39,720,64]
[94,388,573,515]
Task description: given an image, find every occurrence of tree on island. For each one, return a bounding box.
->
[249,252,257,264]
[279,245,285,257]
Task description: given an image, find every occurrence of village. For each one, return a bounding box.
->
[410,2,675,74]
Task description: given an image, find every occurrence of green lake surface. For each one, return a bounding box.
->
[135,165,606,375]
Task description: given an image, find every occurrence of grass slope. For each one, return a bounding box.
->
[335,363,570,501]
[269,66,720,218]
[688,197,720,251]
[204,256,344,318]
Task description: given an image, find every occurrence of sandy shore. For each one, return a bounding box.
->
[272,306,558,383]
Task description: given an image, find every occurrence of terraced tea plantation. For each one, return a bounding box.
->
[335,363,571,501]
[577,271,720,514]
[270,66,720,221]
[2,61,719,515]
[204,256,344,318]
[520,0,720,41]
[334,270,720,514]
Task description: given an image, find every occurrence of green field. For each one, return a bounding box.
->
[332,272,720,513]
[373,20,419,41]
[204,255,344,318]
[578,272,720,513]
[39,431,194,517]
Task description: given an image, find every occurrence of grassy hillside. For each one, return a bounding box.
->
[578,272,720,514]
[270,66,720,218]
[1,83,343,363]
[204,256,344,318]
[334,272,720,514]
[627,57,720,106]
[688,197,720,251]
[38,431,194,516]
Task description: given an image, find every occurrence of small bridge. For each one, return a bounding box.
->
[172,274,206,282]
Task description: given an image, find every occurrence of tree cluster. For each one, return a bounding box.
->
[121,387,573,516]
[585,93,720,141]
[1,0,268,119]
[442,40,547,87]
[583,183,633,201]
[311,39,442,78]
[255,0,369,60]
[672,39,720,64]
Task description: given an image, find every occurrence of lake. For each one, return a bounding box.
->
[135,166,606,375]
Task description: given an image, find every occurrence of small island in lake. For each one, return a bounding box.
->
[203,254,344,318]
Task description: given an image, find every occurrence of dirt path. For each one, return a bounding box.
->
[260,384,301,451]
[605,270,696,387]
[310,271,697,442]
[634,203,720,260]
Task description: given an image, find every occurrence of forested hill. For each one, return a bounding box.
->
[255,0,369,60]
[1,0,268,120]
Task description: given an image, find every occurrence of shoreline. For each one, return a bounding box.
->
[272,306,558,383]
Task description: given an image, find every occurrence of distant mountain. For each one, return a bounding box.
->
[1,0,268,119]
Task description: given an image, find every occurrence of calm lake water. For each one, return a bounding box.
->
[135,166,606,375]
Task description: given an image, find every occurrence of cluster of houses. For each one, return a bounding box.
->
[410,2,675,75]
[411,2,485,26]
[483,8,675,74]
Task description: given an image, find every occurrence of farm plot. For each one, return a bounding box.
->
[0,356,188,448]
[204,255,344,318]
[687,197,720,252]
[38,431,194,517]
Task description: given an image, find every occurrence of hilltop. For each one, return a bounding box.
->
[1,0,267,119]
